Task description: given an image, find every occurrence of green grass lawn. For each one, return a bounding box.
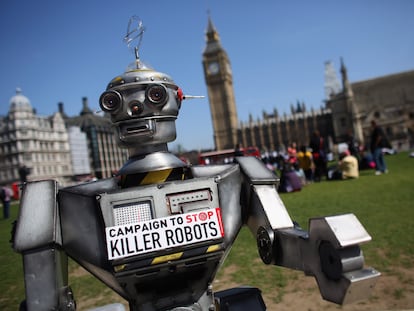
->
[1,152,413,310]
[217,151,414,306]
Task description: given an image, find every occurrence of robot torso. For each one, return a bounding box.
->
[57,162,243,310]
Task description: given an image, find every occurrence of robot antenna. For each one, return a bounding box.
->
[123,15,145,61]
[183,95,205,100]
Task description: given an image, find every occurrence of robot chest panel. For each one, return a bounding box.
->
[98,177,225,261]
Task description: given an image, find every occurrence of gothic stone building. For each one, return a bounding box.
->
[203,18,414,153]
[203,17,239,150]
[349,70,413,150]
[327,59,414,151]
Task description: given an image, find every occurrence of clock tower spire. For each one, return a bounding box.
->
[202,16,239,150]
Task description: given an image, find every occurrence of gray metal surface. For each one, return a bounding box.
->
[23,248,73,311]
[13,180,60,251]
[99,176,221,226]
[87,303,126,311]
[118,151,187,175]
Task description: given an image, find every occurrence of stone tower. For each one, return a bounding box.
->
[328,58,363,144]
[202,17,239,150]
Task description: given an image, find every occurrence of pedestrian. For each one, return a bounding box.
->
[327,150,359,180]
[278,163,302,193]
[1,185,13,219]
[370,120,389,175]
[297,145,313,183]
[19,165,30,183]
[309,130,327,182]
[234,143,244,157]
[345,129,360,164]
[287,142,298,165]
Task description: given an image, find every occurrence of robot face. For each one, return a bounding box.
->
[100,84,173,119]
[100,69,183,147]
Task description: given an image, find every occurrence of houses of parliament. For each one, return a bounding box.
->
[1,17,413,186]
[203,17,414,153]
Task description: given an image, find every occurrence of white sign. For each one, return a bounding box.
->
[106,208,224,260]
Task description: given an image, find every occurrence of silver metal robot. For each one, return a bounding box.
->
[12,17,380,311]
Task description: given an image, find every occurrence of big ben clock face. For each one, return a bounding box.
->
[208,61,219,75]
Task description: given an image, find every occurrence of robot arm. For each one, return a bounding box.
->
[235,156,380,305]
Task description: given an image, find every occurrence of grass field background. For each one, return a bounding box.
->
[1,151,413,310]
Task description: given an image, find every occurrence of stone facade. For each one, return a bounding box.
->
[351,70,414,150]
[0,89,73,185]
[238,108,334,152]
[328,61,414,150]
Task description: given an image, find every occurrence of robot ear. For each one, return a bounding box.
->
[176,88,184,109]
[176,88,184,102]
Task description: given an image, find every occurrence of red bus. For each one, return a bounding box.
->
[198,147,261,165]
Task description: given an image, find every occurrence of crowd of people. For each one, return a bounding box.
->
[260,121,391,193]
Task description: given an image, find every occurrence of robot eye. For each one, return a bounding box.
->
[99,91,122,112]
[129,101,144,116]
[146,84,168,105]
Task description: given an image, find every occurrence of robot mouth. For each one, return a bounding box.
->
[119,119,156,138]
[126,124,150,134]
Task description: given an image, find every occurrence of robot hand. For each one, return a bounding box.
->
[257,214,380,305]
[236,156,380,305]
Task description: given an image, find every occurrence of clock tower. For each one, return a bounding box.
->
[202,17,239,150]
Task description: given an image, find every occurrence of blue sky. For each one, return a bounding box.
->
[1,0,413,151]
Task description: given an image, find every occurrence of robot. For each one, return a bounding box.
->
[12,17,380,311]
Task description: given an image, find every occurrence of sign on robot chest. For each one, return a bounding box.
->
[99,177,228,262]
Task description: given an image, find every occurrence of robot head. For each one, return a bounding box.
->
[99,62,183,148]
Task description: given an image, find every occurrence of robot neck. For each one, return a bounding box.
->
[118,144,190,187]
[127,143,169,157]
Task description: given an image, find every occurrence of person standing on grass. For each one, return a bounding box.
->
[370,120,388,175]
[309,130,327,182]
[1,185,13,219]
